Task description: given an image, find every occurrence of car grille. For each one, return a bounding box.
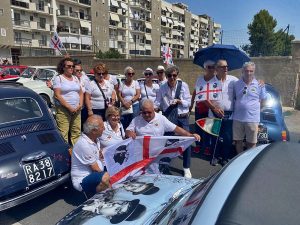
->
[0,122,52,140]
[37,133,57,144]
[0,142,15,157]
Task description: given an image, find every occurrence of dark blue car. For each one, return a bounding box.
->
[257,83,289,143]
[0,82,70,211]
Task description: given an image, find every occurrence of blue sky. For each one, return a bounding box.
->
[168,0,299,47]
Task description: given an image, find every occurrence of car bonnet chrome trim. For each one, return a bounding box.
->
[192,144,269,225]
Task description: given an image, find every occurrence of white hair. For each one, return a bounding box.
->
[203,60,215,68]
[242,61,255,70]
[141,99,154,109]
[124,66,134,75]
[83,115,103,134]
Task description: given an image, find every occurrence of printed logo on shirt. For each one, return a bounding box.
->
[250,87,257,93]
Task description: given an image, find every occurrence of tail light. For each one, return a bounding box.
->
[282,131,287,141]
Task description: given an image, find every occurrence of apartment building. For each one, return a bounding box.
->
[0,0,221,63]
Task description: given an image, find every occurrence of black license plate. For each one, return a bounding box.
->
[257,127,268,143]
[23,157,55,185]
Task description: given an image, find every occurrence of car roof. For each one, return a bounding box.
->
[0,82,38,99]
[215,142,300,225]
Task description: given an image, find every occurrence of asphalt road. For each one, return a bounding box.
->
[1,109,300,225]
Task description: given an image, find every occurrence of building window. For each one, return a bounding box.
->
[0,9,4,16]
[96,11,98,17]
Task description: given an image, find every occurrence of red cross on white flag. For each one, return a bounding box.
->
[195,80,222,101]
[49,32,64,53]
[162,47,173,65]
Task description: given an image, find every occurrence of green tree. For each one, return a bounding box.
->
[95,49,124,59]
[247,10,277,56]
[244,10,295,57]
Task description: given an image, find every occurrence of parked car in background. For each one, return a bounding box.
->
[257,83,290,143]
[0,65,28,82]
[17,66,58,106]
[0,82,70,211]
[56,142,300,225]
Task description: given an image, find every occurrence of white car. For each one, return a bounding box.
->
[17,66,58,106]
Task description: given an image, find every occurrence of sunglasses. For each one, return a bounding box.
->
[95,72,106,76]
[141,111,152,115]
[243,86,248,95]
[207,66,215,69]
[144,73,153,76]
[65,65,75,69]
[74,69,83,73]
[218,65,228,69]
[167,74,178,78]
[157,71,164,74]
[127,72,135,76]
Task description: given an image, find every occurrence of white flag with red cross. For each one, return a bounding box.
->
[103,136,195,186]
[49,32,64,52]
[195,80,222,101]
[162,46,174,65]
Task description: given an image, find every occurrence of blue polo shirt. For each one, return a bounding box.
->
[233,78,267,123]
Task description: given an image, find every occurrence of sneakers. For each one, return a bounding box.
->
[183,168,192,178]
[210,157,219,166]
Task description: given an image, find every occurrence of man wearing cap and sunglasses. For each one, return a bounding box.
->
[154,65,193,178]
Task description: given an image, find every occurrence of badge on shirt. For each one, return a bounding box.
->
[250,87,257,93]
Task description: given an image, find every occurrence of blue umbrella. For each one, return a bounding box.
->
[193,44,251,71]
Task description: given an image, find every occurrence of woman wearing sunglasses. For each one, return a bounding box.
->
[117,66,141,129]
[140,68,160,102]
[85,63,116,120]
[53,58,83,146]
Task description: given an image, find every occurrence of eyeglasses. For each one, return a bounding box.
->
[157,71,164,74]
[207,66,215,69]
[127,72,135,76]
[74,69,83,73]
[167,74,178,78]
[144,73,153,76]
[218,65,228,69]
[243,86,248,95]
[65,65,75,69]
[110,115,120,118]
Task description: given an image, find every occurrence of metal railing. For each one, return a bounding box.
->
[12,20,30,27]
[11,0,29,8]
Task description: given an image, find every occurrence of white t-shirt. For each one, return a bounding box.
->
[79,73,91,93]
[126,112,176,136]
[71,134,104,191]
[98,121,125,148]
[140,82,160,102]
[119,80,140,105]
[52,75,81,108]
[209,75,238,117]
[107,74,118,87]
[86,80,115,109]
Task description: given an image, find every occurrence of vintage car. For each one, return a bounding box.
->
[17,66,58,106]
[0,82,70,211]
[56,142,300,225]
[0,65,28,81]
[258,83,290,143]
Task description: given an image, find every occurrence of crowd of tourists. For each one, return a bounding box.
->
[50,57,266,196]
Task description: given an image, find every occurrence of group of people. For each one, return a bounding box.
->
[192,59,266,166]
[51,57,265,196]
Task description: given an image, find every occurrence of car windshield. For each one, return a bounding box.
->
[0,98,43,124]
[20,67,37,78]
[35,69,56,81]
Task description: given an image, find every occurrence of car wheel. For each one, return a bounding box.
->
[40,94,51,107]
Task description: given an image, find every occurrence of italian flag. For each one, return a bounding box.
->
[196,118,222,136]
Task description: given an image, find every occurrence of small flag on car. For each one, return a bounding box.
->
[196,118,222,136]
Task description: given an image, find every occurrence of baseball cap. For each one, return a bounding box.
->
[157,65,165,71]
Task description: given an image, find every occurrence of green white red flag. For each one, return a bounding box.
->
[196,118,222,136]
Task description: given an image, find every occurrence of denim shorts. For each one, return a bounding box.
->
[81,171,105,195]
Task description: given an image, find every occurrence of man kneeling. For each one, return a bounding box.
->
[71,115,110,196]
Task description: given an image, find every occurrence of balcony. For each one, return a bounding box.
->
[79,13,91,21]
[30,21,51,31]
[117,8,127,16]
[70,27,80,34]
[11,0,29,9]
[80,28,91,35]
[57,26,70,33]
[131,26,145,33]
[39,39,47,47]
[12,19,30,28]
[57,9,79,19]
[117,22,127,29]
[14,37,31,45]
[117,35,126,41]
[79,0,91,6]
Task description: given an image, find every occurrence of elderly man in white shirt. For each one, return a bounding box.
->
[71,115,110,197]
[126,99,200,177]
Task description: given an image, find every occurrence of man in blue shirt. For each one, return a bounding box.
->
[233,62,267,153]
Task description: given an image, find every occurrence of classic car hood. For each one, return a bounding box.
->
[17,77,32,83]
[19,80,46,88]
[57,175,201,225]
